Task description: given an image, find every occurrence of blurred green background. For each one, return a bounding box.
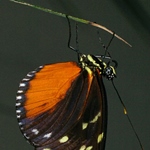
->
[0,0,149,149]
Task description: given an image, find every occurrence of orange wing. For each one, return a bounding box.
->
[23,62,81,118]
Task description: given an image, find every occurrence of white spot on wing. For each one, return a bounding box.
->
[32,129,39,135]
[18,122,22,126]
[32,141,39,146]
[43,132,52,139]
[19,83,26,87]
[17,90,23,93]
[16,96,22,100]
[17,115,21,118]
[22,78,30,81]
[59,136,69,143]
[16,103,21,106]
[16,110,21,113]
[20,127,24,130]
[39,65,44,68]
[27,73,34,77]
[24,133,30,139]
[43,148,51,150]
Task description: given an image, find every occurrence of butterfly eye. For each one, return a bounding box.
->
[103,66,116,80]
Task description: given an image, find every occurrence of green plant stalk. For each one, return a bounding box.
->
[10,0,132,47]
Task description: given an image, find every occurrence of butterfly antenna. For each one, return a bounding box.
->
[111,80,144,150]
[97,31,115,60]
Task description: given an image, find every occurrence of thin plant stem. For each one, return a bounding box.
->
[10,0,132,47]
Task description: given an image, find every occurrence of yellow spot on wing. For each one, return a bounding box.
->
[59,136,69,143]
[80,145,86,150]
[90,112,101,123]
[82,122,88,130]
[97,132,104,143]
[86,146,93,150]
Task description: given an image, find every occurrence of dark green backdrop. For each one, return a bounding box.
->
[0,0,149,149]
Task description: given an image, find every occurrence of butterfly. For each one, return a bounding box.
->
[16,51,117,150]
